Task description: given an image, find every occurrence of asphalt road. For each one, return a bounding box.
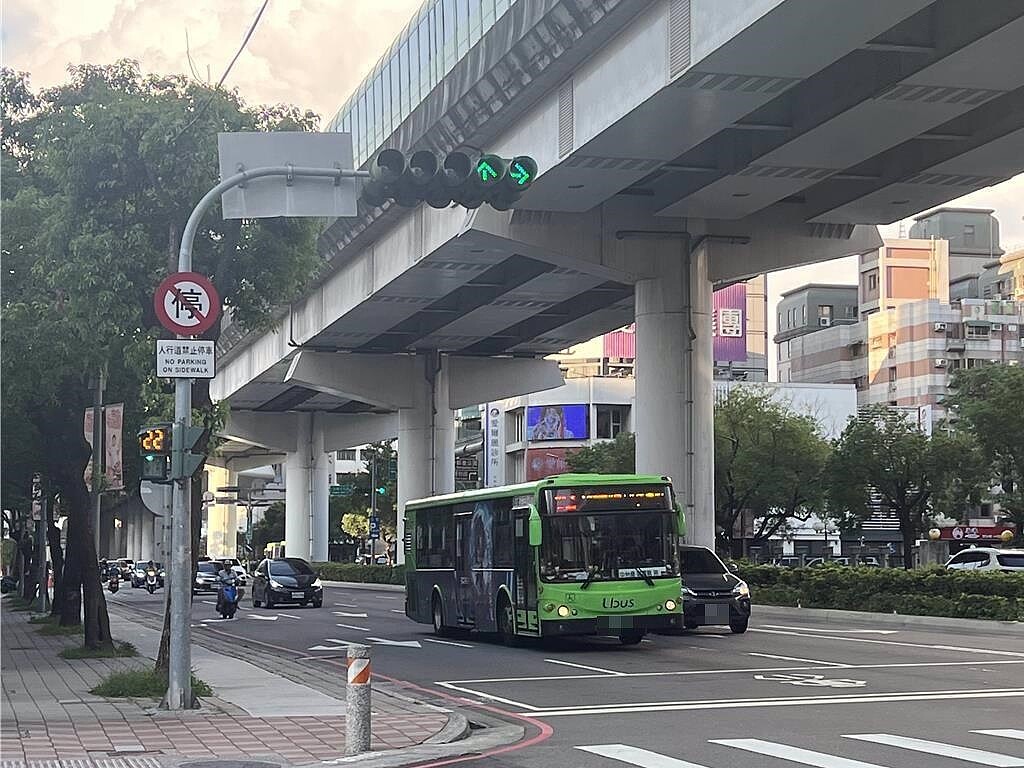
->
[108,583,1024,768]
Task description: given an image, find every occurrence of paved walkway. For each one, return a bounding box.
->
[0,597,451,767]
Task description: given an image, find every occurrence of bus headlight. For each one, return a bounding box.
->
[544,602,555,613]
[732,581,750,598]
[665,599,678,611]
[557,605,571,617]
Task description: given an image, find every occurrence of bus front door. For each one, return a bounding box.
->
[514,509,539,633]
[455,513,474,625]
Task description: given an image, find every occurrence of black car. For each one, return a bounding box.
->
[193,561,222,594]
[251,557,323,609]
[679,545,751,634]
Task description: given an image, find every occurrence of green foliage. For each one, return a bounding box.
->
[312,562,406,585]
[736,564,1024,621]
[37,621,84,636]
[341,513,370,539]
[826,407,985,564]
[947,366,1024,544]
[360,441,399,539]
[91,667,210,697]
[251,502,285,556]
[60,641,138,659]
[715,388,831,549]
[567,432,636,473]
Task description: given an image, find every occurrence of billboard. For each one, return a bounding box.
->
[527,404,588,441]
[526,448,570,481]
[712,283,747,362]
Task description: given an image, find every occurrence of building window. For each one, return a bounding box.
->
[888,367,897,382]
[596,405,628,439]
[963,224,976,247]
[508,409,524,443]
[777,312,782,330]
[336,449,357,461]
[846,304,857,318]
[965,324,990,340]
[801,305,807,324]
[818,305,833,319]
[868,273,878,291]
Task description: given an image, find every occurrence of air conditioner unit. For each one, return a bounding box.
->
[888,381,898,391]
[1009,324,1019,333]
[934,359,946,368]
[818,317,832,327]
[933,322,947,332]
[992,323,1003,331]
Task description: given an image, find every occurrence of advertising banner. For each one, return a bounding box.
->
[83,408,97,492]
[484,403,505,487]
[104,403,124,491]
[526,404,588,441]
[526,448,570,481]
[713,283,747,362]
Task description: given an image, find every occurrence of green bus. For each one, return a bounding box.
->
[404,473,685,645]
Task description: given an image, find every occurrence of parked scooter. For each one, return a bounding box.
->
[145,566,159,594]
[216,575,240,619]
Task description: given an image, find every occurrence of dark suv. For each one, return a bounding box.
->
[679,545,751,634]
[251,557,323,609]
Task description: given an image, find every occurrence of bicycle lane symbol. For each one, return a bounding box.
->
[754,673,867,688]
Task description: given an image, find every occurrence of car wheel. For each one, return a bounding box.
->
[497,596,519,647]
[619,631,644,646]
[312,598,323,608]
[300,600,309,607]
[253,595,261,608]
[431,594,448,637]
[684,620,699,631]
[264,591,274,610]
[729,618,749,634]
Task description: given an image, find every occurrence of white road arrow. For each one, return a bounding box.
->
[333,611,368,618]
[762,624,898,635]
[367,637,422,648]
[307,639,352,651]
[246,614,279,621]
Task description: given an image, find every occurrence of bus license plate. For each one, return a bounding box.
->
[292,591,305,599]
[704,603,729,622]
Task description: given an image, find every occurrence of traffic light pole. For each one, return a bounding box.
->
[168,165,369,710]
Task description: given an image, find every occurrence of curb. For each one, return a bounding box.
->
[322,581,405,593]
[755,603,1024,634]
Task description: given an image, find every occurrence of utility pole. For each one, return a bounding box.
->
[91,367,106,555]
[369,456,377,563]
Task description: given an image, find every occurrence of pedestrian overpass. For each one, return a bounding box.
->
[211,0,1024,561]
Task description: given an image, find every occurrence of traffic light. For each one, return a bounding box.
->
[375,484,388,496]
[359,150,537,211]
[170,424,209,480]
[139,423,172,484]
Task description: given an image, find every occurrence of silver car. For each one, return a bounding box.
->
[945,547,1024,572]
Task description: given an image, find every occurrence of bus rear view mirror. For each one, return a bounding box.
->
[529,511,542,547]
[676,503,687,538]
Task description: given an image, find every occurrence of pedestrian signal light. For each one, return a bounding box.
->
[359,150,538,211]
[139,423,173,484]
[375,485,388,495]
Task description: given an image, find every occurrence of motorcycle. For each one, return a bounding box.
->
[216,576,240,619]
[145,567,159,594]
[107,572,120,594]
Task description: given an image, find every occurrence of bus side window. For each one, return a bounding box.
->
[494,499,514,567]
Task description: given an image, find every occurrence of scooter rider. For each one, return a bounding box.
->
[214,563,235,613]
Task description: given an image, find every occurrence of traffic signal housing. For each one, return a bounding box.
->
[359,150,537,211]
[139,423,172,484]
[170,424,209,480]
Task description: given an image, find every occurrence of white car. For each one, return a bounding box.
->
[945,547,1024,572]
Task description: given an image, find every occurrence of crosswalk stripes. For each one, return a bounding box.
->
[577,729,1024,768]
[843,734,1024,766]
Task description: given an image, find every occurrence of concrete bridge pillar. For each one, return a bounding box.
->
[284,413,330,562]
[141,512,155,562]
[396,354,455,565]
[635,238,714,550]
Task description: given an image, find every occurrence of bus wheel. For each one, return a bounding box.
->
[431,595,447,637]
[619,630,644,646]
[497,597,520,647]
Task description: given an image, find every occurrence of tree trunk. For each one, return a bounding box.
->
[898,509,916,570]
[18,532,37,602]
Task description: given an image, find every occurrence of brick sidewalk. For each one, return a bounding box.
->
[0,601,450,767]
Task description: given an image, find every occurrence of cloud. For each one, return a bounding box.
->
[3,0,422,120]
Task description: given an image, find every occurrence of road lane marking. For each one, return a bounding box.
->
[845,734,1024,766]
[424,638,474,648]
[246,614,279,621]
[711,738,888,767]
[434,681,540,710]
[749,628,1024,657]
[974,731,1024,741]
[749,652,849,666]
[544,659,625,676]
[336,623,371,631]
[577,744,712,768]
[366,637,421,647]
[333,611,368,618]
[441,658,1024,685]
[525,688,1024,717]
[762,624,898,635]
[390,609,405,614]
[201,600,216,605]
[275,613,302,620]
[334,603,358,608]
[754,673,865,688]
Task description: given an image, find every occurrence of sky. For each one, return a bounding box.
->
[5,0,1022,379]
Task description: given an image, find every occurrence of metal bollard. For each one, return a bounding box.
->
[345,644,372,756]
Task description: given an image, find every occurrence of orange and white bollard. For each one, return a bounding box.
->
[345,644,372,755]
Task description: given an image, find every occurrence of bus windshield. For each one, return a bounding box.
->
[540,511,677,583]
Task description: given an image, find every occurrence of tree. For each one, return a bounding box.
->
[251,503,285,557]
[566,432,635,473]
[947,366,1024,544]
[341,513,370,539]
[1,61,320,666]
[826,407,983,567]
[714,388,830,554]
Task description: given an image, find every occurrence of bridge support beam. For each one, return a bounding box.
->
[396,354,455,565]
[284,413,330,562]
[635,237,714,550]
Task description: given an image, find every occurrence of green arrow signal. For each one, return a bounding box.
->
[509,161,532,186]
[477,160,498,182]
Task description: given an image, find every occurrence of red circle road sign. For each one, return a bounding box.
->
[154,272,221,336]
